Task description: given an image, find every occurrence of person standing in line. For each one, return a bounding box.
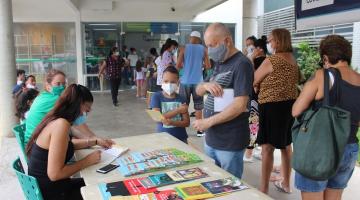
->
[99,46,125,107]
[128,47,139,85]
[156,39,179,89]
[292,35,360,200]
[243,36,268,163]
[176,31,211,137]
[244,35,257,59]
[254,28,299,194]
[193,23,253,179]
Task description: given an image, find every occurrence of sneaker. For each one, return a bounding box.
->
[243,155,254,163]
[197,131,205,137]
[113,102,119,107]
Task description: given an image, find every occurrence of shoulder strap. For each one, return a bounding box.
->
[323,68,330,106]
[323,68,342,106]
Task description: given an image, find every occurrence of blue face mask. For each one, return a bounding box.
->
[208,43,227,62]
[73,112,87,126]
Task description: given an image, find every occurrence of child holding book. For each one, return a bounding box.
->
[150,66,190,143]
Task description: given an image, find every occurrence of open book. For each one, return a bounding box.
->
[103,144,129,157]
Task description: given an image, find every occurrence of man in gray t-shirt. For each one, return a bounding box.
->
[193,23,253,178]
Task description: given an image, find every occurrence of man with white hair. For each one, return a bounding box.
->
[176,31,210,137]
[193,23,253,178]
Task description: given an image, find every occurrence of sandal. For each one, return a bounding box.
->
[269,175,283,182]
[274,181,291,194]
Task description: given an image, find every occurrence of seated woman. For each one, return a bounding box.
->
[26,84,102,200]
[15,88,39,123]
[24,69,113,148]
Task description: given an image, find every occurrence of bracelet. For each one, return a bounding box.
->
[95,139,98,145]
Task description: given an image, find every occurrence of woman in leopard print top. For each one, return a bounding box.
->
[254,28,299,194]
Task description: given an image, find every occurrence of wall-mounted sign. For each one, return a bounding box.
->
[295,0,360,30]
[150,23,178,34]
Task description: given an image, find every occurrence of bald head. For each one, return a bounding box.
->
[204,23,233,48]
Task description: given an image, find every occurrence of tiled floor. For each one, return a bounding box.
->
[0,90,359,200]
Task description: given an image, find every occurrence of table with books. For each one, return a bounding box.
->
[75,133,272,200]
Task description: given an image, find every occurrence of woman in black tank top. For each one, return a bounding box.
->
[292,35,360,200]
[26,84,102,200]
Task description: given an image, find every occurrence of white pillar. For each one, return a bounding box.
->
[352,22,360,72]
[76,18,84,85]
[0,0,17,141]
[242,0,263,49]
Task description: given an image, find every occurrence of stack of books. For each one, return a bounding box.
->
[117,148,203,176]
[99,167,208,200]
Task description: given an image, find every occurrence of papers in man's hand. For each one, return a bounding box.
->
[146,109,163,122]
[214,89,234,112]
[103,144,129,157]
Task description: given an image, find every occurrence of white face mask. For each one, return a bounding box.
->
[247,45,255,55]
[17,80,23,85]
[267,43,275,54]
[114,52,119,56]
[26,84,36,89]
[161,83,178,95]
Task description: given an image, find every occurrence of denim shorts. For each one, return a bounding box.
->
[179,84,204,110]
[204,143,245,179]
[295,143,359,192]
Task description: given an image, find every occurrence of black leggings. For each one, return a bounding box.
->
[110,78,121,104]
[39,178,85,200]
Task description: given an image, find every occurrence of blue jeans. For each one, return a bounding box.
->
[295,143,359,192]
[204,143,245,178]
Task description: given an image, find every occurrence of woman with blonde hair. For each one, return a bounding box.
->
[254,28,299,194]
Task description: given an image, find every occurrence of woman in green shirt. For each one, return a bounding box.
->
[24,69,114,148]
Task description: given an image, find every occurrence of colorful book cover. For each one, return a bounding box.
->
[175,183,214,200]
[117,148,203,177]
[200,177,249,195]
[139,177,157,189]
[148,173,176,187]
[176,168,208,180]
[166,170,186,182]
[161,102,181,128]
[99,181,131,200]
[110,190,180,200]
[123,178,158,195]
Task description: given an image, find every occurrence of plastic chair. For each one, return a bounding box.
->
[12,157,43,200]
[12,124,27,159]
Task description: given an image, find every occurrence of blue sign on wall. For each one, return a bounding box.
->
[150,23,178,34]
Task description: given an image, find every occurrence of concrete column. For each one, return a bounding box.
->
[242,0,263,49]
[0,0,17,141]
[76,18,84,85]
[352,22,360,72]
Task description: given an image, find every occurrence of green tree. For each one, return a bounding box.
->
[296,42,321,80]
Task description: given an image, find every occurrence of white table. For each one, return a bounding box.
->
[75,133,272,200]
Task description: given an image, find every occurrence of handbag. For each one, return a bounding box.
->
[291,68,351,181]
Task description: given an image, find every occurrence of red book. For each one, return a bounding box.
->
[123,178,158,195]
